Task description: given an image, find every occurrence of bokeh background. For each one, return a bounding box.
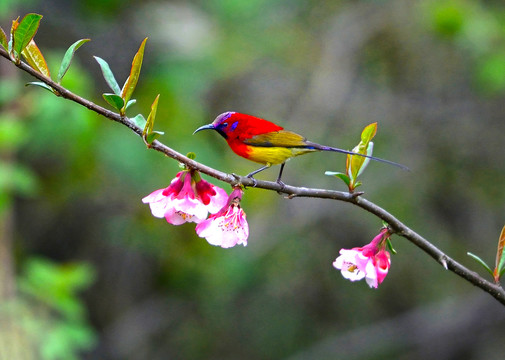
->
[2,0,505,359]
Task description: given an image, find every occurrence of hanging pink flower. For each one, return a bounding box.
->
[333,228,391,288]
[142,170,228,225]
[195,187,249,248]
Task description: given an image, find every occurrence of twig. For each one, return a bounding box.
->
[1,46,504,305]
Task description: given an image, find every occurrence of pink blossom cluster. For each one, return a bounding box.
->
[142,170,248,248]
[333,228,392,288]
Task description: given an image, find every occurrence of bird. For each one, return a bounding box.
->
[194,111,407,185]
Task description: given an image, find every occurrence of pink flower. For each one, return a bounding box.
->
[142,170,228,225]
[195,187,249,248]
[333,229,391,288]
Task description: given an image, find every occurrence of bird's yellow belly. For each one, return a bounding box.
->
[245,146,316,165]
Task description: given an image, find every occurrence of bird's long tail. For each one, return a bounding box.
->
[305,141,409,171]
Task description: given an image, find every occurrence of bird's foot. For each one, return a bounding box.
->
[276,179,286,191]
[246,174,258,188]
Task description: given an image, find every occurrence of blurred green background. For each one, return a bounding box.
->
[2,0,505,359]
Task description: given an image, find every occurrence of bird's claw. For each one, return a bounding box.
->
[276,179,286,192]
[246,175,258,187]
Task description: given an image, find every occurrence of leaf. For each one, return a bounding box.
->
[102,93,124,111]
[125,99,136,110]
[57,39,90,83]
[21,39,50,78]
[467,252,493,277]
[131,114,146,129]
[25,81,55,93]
[12,13,42,60]
[493,225,505,282]
[386,238,397,255]
[145,131,164,144]
[120,38,148,109]
[9,17,20,55]
[142,94,160,137]
[94,56,121,95]
[0,27,7,49]
[325,171,351,187]
[347,123,377,183]
[360,122,377,143]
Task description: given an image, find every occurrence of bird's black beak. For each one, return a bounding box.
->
[193,123,215,135]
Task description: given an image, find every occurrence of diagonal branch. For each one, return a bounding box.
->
[1,45,504,305]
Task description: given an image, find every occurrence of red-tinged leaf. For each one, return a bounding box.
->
[12,14,42,60]
[143,94,160,137]
[9,17,20,55]
[0,27,7,50]
[102,93,124,111]
[94,56,121,95]
[21,39,50,78]
[493,225,505,282]
[120,37,148,107]
[57,39,90,83]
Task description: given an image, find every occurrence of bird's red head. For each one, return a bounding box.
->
[193,111,283,141]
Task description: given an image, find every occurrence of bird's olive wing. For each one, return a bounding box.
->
[242,130,309,148]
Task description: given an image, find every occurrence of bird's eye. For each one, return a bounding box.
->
[221,122,228,128]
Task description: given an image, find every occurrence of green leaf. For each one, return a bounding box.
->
[25,81,55,93]
[360,122,377,144]
[102,93,124,111]
[120,38,148,109]
[145,131,164,144]
[131,114,146,129]
[467,252,493,277]
[57,39,90,83]
[142,94,160,137]
[21,39,50,78]
[0,26,7,49]
[125,99,136,110]
[386,238,397,255]
[325,171,350,187]
[94,56,121,95]
[12,13,43,60]
[348,123,377,182]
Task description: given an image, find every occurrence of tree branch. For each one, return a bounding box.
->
[2,45,504,305]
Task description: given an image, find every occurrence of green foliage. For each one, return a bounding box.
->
[22,39,50,77]
[325,123,376,191]
[57,39,90,83]
[11,13,42,61]
[467,252,493,276]
[431,1,466,37]
[94,56,121,95]
[0,258,98,360]
[426,0,505,94]
[94,38,148,115]
[474,52,505,94]
[120,38,147,112]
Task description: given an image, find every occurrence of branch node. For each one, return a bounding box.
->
[350,191,364,198]
[440,255,449,270]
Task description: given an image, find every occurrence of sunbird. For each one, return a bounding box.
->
[194,111,407,184]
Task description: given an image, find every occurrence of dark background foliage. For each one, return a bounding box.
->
[2,0,505,359]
